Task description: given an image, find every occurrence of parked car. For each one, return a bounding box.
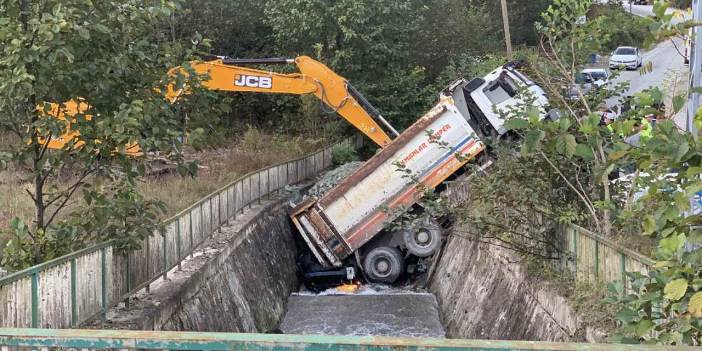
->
[609,46,643,70]
[581,68,610,87]
[631,0,650,4]
[564,68,610,100]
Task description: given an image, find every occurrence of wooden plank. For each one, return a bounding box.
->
[0,277,32,327]
[74,250,102,323]
[37,261,72,328]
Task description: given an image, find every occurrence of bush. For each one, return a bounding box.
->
[587,5,654,52]
[331,143,359,166]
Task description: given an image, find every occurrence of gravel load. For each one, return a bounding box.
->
[307,161,363,198]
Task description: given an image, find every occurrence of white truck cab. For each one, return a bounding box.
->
[443,61,550,139]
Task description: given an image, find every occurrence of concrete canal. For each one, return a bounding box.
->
[88,186,581,341]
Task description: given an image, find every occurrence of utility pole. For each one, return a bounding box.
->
[500,0,513,61]
[688,0,701,134]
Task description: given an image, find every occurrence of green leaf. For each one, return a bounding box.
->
[559,117,571,132]
[690,292,702,318]
[659,233,685,255]
[574,143,594,161]
[523,129,545,153]
[673,94,686,114]
[634,319,655,337]
[664,278,688,301]
[616,307,639,322]
[504,118,529,130]
[564,134,576,158]
[609,149,628,161]
[643,215,656,234]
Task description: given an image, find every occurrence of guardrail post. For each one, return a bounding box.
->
[176,218,182,271]
[234,180,244,220]
[258,172,262,205]
[594,240,599,282]
[71,258,77,327]
[266,168,271,200]
[31,271,39,328]
[249,176,253,209]
[145,238,150,293]
[228,188,233,221]
[314,152,318,173]
[162,229,168,280]
[124,255,131,307]
[189,210,194,256]
[100,247,107,324]
[199,202,204,244]
[210,198,215,234]
[217,193,222,229]
[572,227,578,276]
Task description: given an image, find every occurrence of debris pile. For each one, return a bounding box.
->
[307,161,363,198]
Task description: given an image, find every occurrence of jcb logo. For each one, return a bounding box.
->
[234,75,272,89]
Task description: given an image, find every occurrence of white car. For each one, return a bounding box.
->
[609,46,643,70]
[581,68,610,87]
[565,68,610,100]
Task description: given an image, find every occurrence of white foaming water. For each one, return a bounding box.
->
[294,283,430,296]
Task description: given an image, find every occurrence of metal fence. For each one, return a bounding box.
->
[0,328,694,351]
[560,224,654,285]
[0,135,361,329]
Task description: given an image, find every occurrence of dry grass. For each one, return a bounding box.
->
[0,128,325,253]
[139,131,323,218]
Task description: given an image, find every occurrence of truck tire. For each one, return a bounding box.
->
[403,218,442,257]
[363,246,404,284]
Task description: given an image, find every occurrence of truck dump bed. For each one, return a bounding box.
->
[290,100,485,267]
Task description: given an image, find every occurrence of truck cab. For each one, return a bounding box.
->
[444,62,550,139]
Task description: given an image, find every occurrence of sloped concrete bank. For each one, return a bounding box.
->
[429,235,580,341]
[91,196,298,332]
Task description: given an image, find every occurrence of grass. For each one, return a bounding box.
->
[565,282,619,337]
[0,128,326,257]
[139,129,324,218]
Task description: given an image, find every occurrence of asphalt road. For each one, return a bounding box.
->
[608,2,691,127]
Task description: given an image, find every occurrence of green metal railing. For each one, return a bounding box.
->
[0,136,361,329]
[0,328,693,350]
[560,224,654,285]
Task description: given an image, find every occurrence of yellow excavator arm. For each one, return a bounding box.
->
[166,56,397,146]
[40,56,398,154]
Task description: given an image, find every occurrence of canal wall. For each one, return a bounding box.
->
[429,235,580,341]
[92,198,298,333]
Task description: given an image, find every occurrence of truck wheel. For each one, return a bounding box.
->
[363,246,404,284]
[403,218,442,257]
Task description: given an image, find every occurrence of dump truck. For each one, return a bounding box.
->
[291,62,551,284]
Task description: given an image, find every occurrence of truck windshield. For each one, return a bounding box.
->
[506,69,534,86]
[482,74,517,105]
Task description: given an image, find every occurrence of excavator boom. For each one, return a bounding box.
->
[168,56,397,147]
[41,56,397,154]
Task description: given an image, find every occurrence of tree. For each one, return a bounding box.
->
[0,0,211,269]
[264,0,429,130]
[449,0,701,344]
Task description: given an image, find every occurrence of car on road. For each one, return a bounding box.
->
[581,68,610,87]
[565,68,610,100]
[609,46,643,70]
